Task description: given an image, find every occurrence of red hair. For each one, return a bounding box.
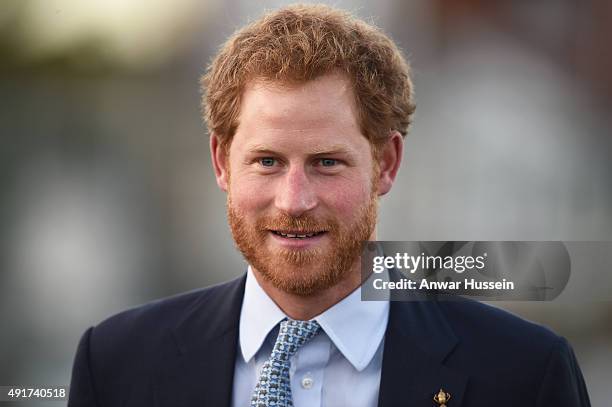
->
[201,4,415,152]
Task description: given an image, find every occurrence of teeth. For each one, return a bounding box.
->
[274,231,321,239]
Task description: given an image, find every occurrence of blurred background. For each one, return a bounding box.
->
[1,0,610,405]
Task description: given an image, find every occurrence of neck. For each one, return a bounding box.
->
[251,261,363,321]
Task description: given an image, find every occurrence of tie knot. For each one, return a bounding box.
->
[270,319,320,362]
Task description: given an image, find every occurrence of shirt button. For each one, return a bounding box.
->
[301,375,314,389]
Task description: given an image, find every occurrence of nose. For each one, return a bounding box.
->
[274,165,318,216]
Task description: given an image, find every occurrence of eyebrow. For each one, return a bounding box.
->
[246,144,355,156]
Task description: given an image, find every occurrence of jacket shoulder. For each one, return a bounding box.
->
[438,299,566,387]
[436,299,590,405]
[95,276,243,337]
[69,276,246,406]
[439,298,561,348]
[86,275,245,371]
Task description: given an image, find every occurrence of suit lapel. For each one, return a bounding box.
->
[378,300,468,407]
[155,275,247,407]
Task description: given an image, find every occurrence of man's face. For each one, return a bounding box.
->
[221,73,379,296]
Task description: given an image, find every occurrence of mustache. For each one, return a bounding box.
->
[256,213,338,233]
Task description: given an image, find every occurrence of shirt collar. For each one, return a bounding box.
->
[239,267,286,364]
[239,266,389,372]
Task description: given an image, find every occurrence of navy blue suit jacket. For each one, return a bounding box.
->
[69,274,590,406]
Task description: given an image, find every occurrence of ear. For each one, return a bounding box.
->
[376,130,403,196]
[210,132,229,192]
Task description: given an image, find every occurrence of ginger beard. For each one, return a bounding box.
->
[227,172,379,296]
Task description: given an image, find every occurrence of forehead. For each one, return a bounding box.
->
[238,74,357,134]
[233,73,365,151]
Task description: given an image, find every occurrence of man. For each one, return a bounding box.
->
[69,4,590,407]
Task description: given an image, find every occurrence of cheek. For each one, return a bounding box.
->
[318,175,372,217]
[228,175,273,212]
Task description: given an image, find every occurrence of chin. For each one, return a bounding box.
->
[258,258,347,296]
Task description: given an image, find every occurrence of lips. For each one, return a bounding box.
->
[271,230,326,239]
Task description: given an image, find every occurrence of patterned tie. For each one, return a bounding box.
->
[250,319,321,407]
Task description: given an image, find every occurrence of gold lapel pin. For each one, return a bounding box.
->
[433,388,451,407]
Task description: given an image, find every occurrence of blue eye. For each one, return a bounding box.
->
[320,158,337,167]
[259,158,276,167]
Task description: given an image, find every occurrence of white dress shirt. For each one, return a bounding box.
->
[231,267,389,407]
